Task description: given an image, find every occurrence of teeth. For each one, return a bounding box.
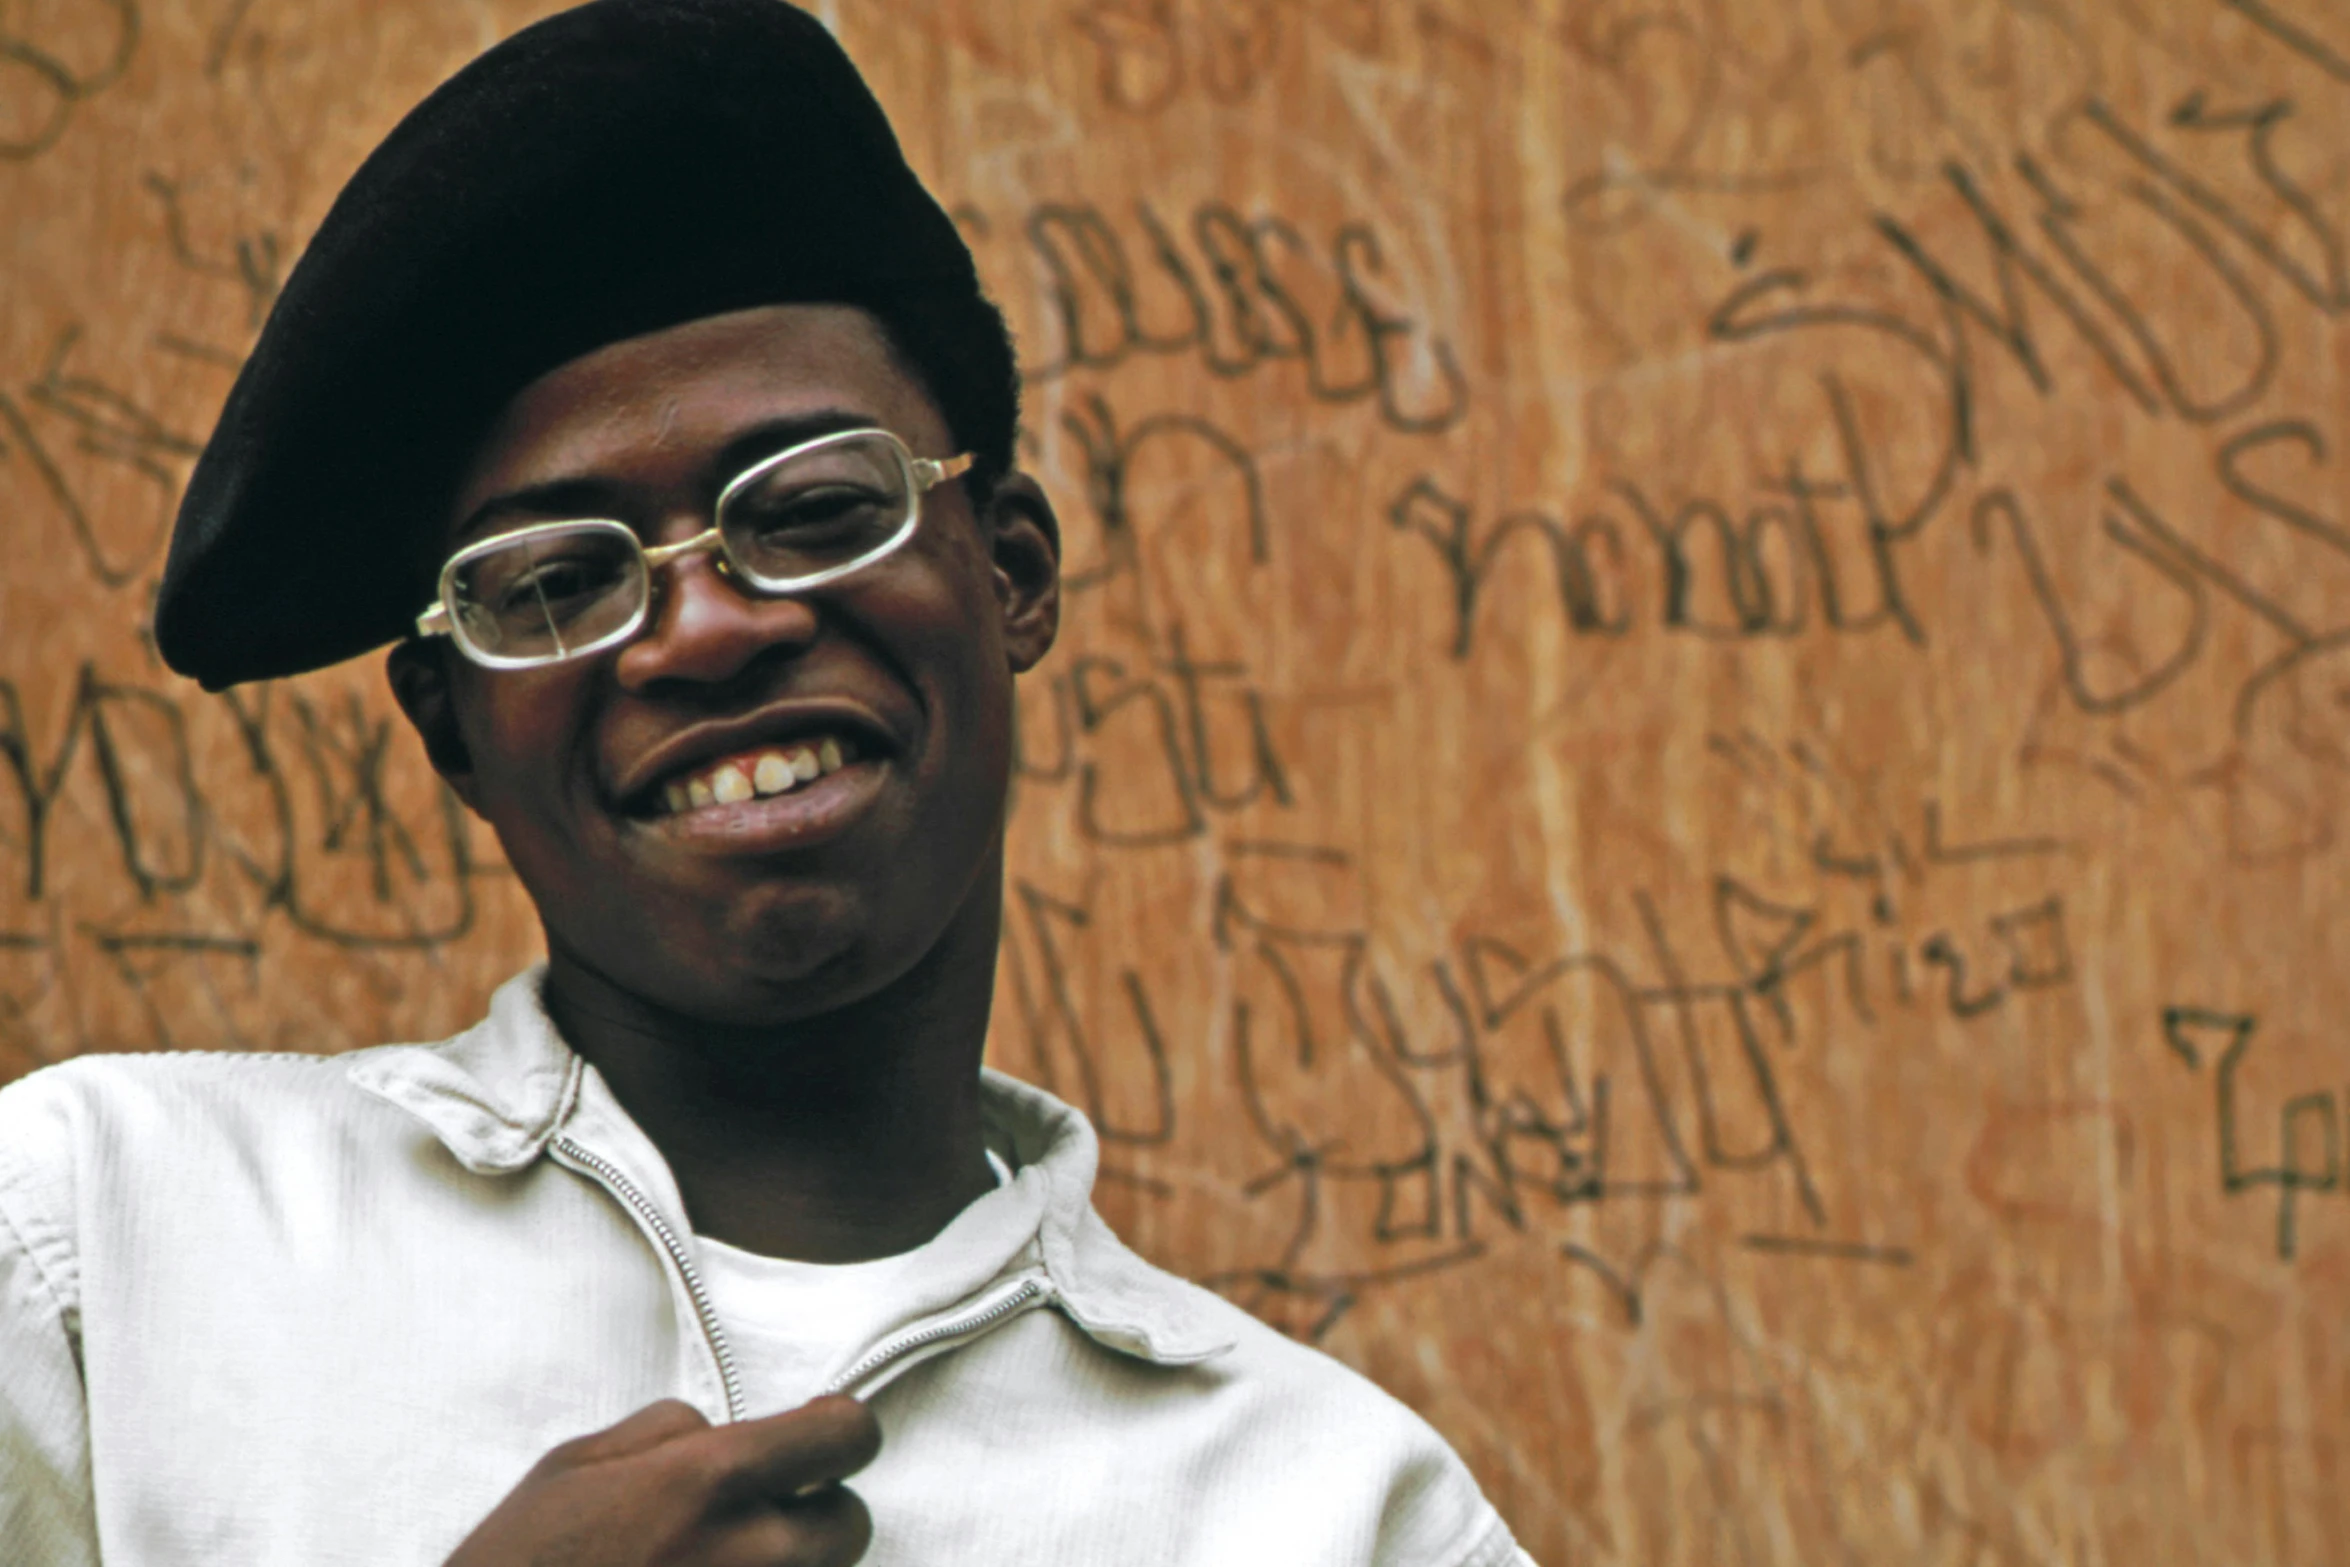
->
[659,734,861,816]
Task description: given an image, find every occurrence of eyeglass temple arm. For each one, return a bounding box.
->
[415,602,450,639]
[914,452,975,491]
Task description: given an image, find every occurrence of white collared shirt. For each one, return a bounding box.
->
[693,1148,1025,1416]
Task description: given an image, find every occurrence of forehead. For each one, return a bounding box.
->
[448,303,945,528]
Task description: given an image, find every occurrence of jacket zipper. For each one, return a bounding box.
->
[823,1274,1053,1398]
[551,1134,747,1422]
[553,1134,1052,1414]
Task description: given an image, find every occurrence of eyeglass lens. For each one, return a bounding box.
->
[718,430,916,589]
[450,521,648,662]
[445,431,919,664]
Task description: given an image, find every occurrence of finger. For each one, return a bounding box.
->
[548,1397,712,1468]
[709,1485,874,1567]
[720,1395,884,1505]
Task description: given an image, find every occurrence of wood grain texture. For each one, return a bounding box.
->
[6,1,2350,1559]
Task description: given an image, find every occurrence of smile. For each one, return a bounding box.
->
[656,734,858,817]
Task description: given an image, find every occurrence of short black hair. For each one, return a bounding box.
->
[872,289,1022,508]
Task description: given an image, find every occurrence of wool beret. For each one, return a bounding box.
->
[157,0,997,690]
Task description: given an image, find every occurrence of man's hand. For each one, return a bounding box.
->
[445,1395,882,1566]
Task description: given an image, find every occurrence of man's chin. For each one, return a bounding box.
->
[540,901,870,1030]
[658,918,877,1028]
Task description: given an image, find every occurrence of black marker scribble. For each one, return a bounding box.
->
[2164,1007,2344,1261]
[998,751,2064,1338]
[0,0,138,161]
[1739,1234,1913,1265]
[997,197,1466,434]
[2,326,204,589]
[1389,374,1943,656]
[2222,0,2350,87]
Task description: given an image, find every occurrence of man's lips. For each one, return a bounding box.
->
[631,748,888,852]
[656,733,856,816]
[613,698,897,815]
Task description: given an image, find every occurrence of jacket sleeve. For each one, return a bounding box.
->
[1354,1404,1540,1567]
[0,1117,99,1567]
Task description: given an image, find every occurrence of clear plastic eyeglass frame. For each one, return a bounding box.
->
[412,427,975,670]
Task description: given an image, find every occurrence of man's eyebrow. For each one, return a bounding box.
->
[451,408,886,544]
[453,478,627,545]
[708,409,882,478]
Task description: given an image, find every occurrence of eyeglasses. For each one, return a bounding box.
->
[413,427,974,670]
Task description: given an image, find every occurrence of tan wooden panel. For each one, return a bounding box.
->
[7,1,2350,1559]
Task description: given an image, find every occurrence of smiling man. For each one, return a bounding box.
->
[0,4,1530,1565]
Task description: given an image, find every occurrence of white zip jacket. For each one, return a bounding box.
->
[0,969,1533,1566]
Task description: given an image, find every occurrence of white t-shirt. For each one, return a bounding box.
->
[693,1150,1034,1416]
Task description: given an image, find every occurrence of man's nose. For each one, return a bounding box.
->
[612,547,819,691]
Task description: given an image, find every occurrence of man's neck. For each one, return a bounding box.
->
[539,899,1002,1264]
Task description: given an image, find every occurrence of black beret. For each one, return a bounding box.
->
[157,0,996,690]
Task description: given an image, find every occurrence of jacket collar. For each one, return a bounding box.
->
[347,966,1233,1368]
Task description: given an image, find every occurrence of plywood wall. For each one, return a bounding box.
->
[9,0,2350,1560]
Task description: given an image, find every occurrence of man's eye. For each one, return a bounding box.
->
[735,484,891,541]
[496,556,621,614]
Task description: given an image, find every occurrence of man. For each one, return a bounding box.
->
[0,3,1531,1563]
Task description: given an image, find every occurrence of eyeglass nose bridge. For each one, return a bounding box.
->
[613,523,792,675]
[638,525,731,575]
[624,525,761,655]
[640,519,738,597]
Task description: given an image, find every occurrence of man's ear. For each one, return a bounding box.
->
[386,639,480,807]
[983,472,1061,673]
